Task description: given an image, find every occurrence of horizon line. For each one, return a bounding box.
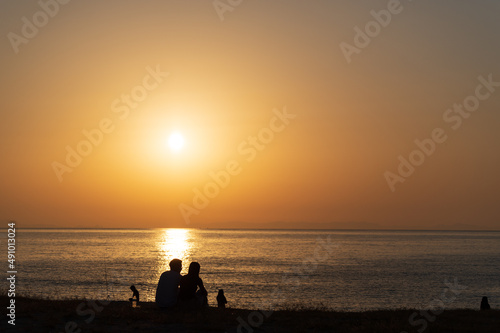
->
[3,227,500,232]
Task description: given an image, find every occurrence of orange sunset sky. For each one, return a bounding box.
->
[1,1,499,229]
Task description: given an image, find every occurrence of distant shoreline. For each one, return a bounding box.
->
[1,227,500,232]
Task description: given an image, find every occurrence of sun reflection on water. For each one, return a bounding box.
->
[157,228,191,274]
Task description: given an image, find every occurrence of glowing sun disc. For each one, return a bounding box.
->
[168,132,185,152]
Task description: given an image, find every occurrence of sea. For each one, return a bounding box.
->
[4,229,500,311]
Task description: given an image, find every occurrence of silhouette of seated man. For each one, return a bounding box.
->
[480,296,491,310]
[178,262,208,309]
[217,289,227,308]
[155,258,182,309]
[129,285,139,304]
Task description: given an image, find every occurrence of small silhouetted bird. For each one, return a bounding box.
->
[480,296,490,310]
[217,289,227,308]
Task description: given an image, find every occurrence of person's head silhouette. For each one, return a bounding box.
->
[169,259,182,273]
[187,262,201,277]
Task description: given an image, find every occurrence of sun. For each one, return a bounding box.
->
[168,131,185,152]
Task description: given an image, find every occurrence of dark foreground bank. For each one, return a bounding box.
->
[1,296,498,333]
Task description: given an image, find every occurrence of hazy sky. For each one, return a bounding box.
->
[1,0,499,229]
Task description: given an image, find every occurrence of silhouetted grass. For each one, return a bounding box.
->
[1,295,498,333]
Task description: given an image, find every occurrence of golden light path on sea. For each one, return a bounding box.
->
[157,228,191,275]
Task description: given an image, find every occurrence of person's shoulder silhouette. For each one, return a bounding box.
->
[155,258,182,308]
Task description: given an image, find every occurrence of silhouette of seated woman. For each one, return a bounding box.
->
[178,262,208,309]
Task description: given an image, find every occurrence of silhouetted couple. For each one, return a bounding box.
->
[155,259,208,310]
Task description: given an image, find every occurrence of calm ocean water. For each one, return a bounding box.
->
[4,229,500,311]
